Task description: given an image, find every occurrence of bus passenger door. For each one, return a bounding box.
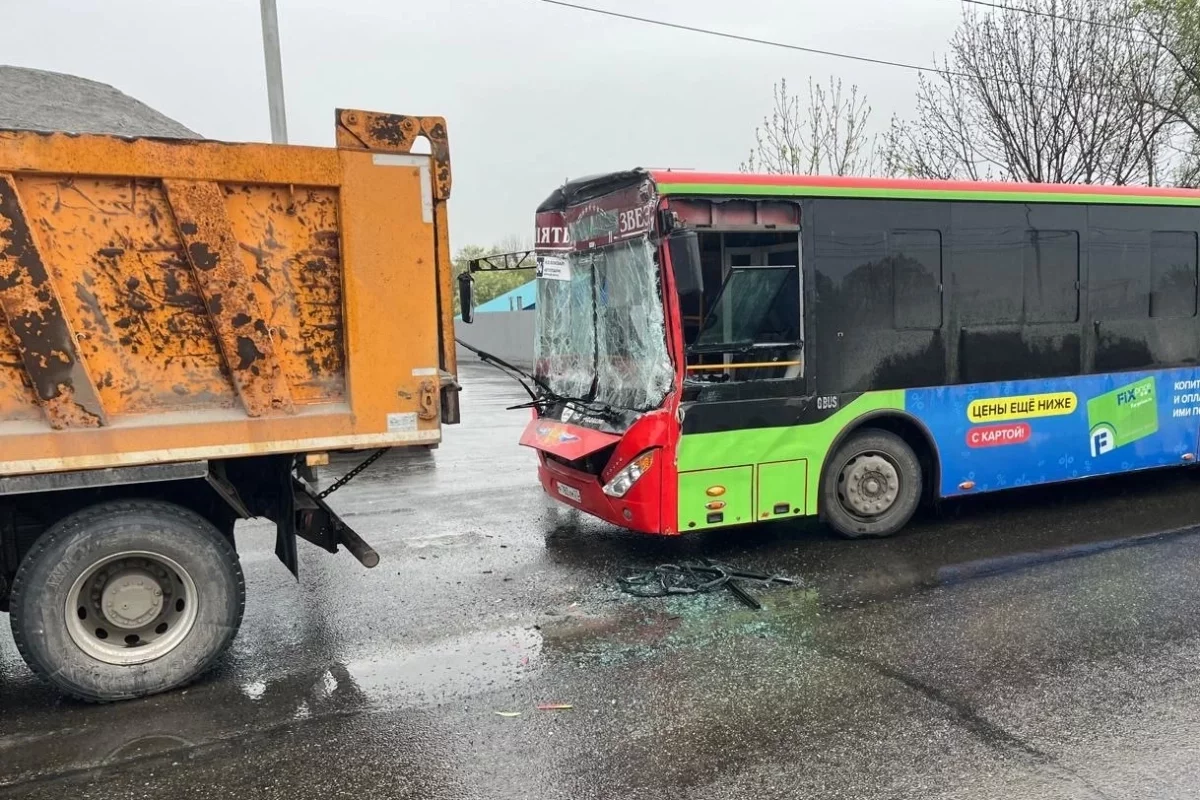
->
[676,231,808,530]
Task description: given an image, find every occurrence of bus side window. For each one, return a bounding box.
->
[1150,231,1198,319]
[1023,230,1079,323]
[952,201,1085,383]
[1089,206,1159,372]
[1090,219,1150,321]
[955,225,1080,325]
[890,230,942,330]
[812,198,949,393]
[1091,215,1200,373]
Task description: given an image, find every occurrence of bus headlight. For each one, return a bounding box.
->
[603,451,655,498]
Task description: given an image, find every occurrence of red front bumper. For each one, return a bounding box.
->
[537,454,669,535]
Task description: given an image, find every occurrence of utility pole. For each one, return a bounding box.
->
[259,0,288,144]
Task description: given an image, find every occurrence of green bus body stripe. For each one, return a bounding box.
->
[676,391,906,516]
[656,182,1200,207]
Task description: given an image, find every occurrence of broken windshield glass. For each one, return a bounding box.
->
[535,260,595,400]
[535,237,673,413]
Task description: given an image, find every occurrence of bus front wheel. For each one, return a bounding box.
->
[822,429,922,539]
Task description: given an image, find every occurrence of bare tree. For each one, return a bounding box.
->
[743,77,878,176]
[1136,0,1200,184]
[884,0,1182,185]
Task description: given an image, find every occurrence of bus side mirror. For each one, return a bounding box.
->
[458,271,475,324]
[668,230,703,297]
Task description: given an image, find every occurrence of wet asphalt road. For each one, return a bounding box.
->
[7,363,1200,798]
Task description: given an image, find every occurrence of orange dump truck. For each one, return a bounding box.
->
[0,109,459,701]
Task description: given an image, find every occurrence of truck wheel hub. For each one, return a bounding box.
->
[66,551,199,666]
[101,568,164,629]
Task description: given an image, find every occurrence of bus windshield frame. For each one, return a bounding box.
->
[534,236,674,413]
[532,175,675,419]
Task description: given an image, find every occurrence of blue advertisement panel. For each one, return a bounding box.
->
[906,369,1200,497]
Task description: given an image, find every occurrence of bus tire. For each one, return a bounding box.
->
[9,499,245,703]
[822,429,922,539]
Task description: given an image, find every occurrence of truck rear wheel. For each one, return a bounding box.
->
[9,500,244,702]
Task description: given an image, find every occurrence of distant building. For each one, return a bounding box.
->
[456,280,536,367]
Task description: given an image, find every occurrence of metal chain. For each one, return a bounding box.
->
[317,448,389,499]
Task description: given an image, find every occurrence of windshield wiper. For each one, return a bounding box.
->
[455,337,545,400]
[455,338,619,421]
[508,388,622,423]
[507,393,618,420]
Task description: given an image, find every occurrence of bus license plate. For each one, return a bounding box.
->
[556,482,582,502]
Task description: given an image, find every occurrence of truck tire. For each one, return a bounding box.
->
[9,500,245,702]
[822,429,922,539]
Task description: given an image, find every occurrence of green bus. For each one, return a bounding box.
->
[466,169,1200,537]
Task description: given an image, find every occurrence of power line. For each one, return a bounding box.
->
[537,0,968,78]
[960,0,1151,38]
[535,0,1144,99]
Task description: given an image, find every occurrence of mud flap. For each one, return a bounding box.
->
[275,467,300,578]
[440,369,461,425]
[292,478,379,568]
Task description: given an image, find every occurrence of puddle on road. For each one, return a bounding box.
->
[0,626,543,789]
[398,530,491,551]
[342,625,543,703]
[226,625,544,709]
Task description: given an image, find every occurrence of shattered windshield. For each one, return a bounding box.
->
[534,258,596,399]
[535,237,674,412]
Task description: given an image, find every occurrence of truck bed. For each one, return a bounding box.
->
[0,109,458,476]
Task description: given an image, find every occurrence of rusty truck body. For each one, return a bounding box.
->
[0,109,459,701]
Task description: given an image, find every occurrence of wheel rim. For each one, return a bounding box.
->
[837,452,902,519]
[65,550,199,666]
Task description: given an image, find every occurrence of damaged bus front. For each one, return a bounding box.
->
[520,172,686,533]
[460,168,806,537]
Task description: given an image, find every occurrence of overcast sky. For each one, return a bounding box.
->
[3,0,960,250]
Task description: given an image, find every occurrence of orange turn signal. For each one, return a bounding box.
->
[959,480,976,491]
[705,485,726,497]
